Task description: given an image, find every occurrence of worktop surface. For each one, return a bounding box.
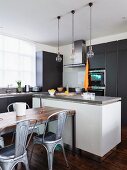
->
[0,92,121,105]
[33,92,121,105]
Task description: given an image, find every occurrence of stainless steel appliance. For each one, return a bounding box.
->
[64,40,86,67]
[25,85,30,92]
[32,86,40,92]
[88,69,106,96]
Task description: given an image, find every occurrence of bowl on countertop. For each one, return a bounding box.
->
[48,89,56,96]
[57,87,64,92]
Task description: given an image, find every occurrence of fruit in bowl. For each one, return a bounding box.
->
[48,89,56,96]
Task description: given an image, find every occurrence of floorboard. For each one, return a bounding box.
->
[3,126,127,170]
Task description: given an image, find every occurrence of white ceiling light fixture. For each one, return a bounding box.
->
[56,16,62,62]
[70,10,75,60]
[87,2,94,58]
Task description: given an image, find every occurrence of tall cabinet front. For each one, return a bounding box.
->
[36,51,63,91]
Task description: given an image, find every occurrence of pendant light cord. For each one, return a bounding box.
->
[57,16,60,53]
[71,10,75,52]
[89,3,93,49]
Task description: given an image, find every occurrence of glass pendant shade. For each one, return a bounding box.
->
[56,16,62,62]
[87,46,94,58]
[56,52,62,62]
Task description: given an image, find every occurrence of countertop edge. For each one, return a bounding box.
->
[33,94,121,106]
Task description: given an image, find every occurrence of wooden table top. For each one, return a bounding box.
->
[0,106,75,130]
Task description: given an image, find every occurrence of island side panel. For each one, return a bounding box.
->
[101,101,121,157]
[42,98,103,156]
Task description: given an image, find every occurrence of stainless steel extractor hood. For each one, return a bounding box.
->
[64,40,86,67]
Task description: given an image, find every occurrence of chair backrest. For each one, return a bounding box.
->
[15,119,37,157]
[7,102,30,112]
[43,111,67,141]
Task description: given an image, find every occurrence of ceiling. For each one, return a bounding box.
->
[0,0,127,46]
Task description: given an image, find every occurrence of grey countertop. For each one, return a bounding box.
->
[0,92,121,105]
[0,92,34,98]
[33,92,121,105]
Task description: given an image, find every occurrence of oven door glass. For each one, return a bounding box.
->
[89,72,104,86]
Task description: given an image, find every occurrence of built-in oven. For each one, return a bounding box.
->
[88,69,106,96]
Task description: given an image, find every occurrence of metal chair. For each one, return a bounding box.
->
[0,119,37,170]
[30,111,69,170]
[7,103,39,143]
[0,137,4,148]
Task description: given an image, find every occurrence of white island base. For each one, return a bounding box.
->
[33,97,121,158]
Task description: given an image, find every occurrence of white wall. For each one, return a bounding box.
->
[60,32,127,88]
[86,32,127,46]
[60,44,85,88]
[35,42,57,53]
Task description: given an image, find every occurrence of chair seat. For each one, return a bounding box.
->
[0,144,15,160]
[34,132,57,144]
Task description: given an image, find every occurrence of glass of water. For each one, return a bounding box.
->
[90,93,95,100]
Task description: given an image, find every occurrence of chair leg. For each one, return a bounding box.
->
[61,142,69,168]
[0,162,15,170]
[11,132,15,144]
[46,144,55,170]
[23,157,29,170]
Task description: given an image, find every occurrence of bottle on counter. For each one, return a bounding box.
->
[66,84,69,93]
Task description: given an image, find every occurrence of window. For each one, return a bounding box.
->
[0,35,36,87]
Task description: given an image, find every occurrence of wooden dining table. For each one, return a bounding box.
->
[0,106,76,152]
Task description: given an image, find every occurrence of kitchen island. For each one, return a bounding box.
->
[33,93,121,159]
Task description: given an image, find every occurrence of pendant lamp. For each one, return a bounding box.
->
[56,16,62,62]
[87,2,94,58]
[70,10,75,60]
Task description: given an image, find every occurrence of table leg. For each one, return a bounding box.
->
[72,114,76,155]
[40,97,42,107]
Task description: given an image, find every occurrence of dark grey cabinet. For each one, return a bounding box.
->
[0,95,32,113]
[36,51,63,91]
[121,97,127,126]
[88,40,127,126]
[117,39,127,126]
[105,41,118,97]
[89,43,106,69]
[118,39,127,97]
[0,98,8,113]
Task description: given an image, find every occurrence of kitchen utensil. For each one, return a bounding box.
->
[25,85,30,92]
[75,87,82,94]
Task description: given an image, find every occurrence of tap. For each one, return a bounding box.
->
[6,84,12,93]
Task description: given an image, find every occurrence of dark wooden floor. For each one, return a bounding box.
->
[4,126,127,170]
